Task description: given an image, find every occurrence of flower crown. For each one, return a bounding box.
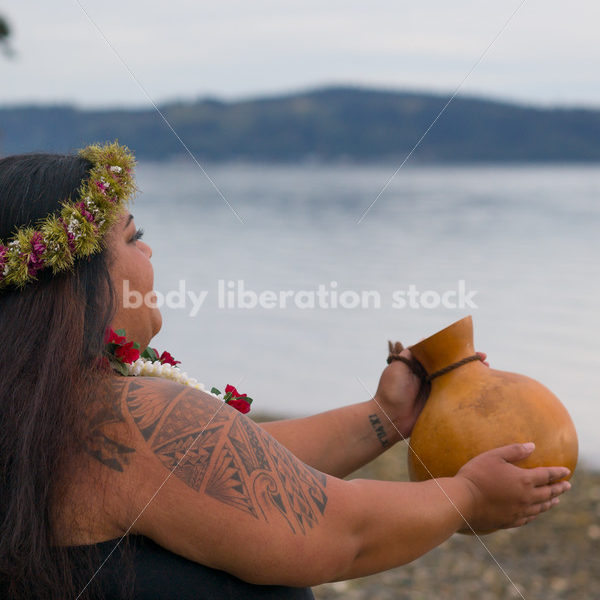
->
[0,141,136,291]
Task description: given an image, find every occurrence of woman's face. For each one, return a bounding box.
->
[107,210,162,349]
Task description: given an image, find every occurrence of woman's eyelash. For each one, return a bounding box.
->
[131,227,144,242]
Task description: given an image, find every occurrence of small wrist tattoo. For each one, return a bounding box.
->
[368,414,389,448]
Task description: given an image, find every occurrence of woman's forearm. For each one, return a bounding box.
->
[259,398,402,478]
[259,356,425,478]
[338,477,472,579]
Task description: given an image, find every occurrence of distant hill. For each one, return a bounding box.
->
[2,86,600,162]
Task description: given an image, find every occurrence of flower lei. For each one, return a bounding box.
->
[104,328,252,414]
[0,141,136,291]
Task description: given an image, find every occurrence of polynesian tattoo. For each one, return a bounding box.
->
[100,378,328,535]
[85,391,135,472]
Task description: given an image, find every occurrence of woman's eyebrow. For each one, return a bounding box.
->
[123,214,134,229]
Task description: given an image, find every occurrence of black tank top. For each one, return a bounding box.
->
[67,535,315,599]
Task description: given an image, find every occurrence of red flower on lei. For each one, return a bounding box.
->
[211,383,253,414]
[104,328,126,346]
[225,384,252,414]
[115,341,140,364]
[104,328,252,413]
[152,349,180,367]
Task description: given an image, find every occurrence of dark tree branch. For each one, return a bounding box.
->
[0,16,10,41]
[0,15,13,57]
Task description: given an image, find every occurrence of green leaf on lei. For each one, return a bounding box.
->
[141,347,159,361]
[108,355,129,376]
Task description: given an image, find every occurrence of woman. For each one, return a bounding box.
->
[0,142,571,599]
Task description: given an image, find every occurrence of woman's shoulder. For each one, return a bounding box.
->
[85,374,338,587]
[54,378,191,546]
[109,373,207,396]
[56,376,228,545]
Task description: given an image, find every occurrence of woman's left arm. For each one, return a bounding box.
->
[260,350,423,478]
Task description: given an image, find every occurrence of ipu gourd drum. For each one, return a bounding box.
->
[407,316,578,495]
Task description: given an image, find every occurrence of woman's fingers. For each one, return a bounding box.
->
[529,465,571,486]
[502,491,564,529]
[492,442,536,463]
[507,512,543,528]
[510,479,571,528]
[457,443,574,531]
[523,495,560,518]
[545,479,571,497]
[476,351,489,367]
[530,479,571,503]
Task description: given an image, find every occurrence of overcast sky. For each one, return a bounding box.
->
[1,1,600,109]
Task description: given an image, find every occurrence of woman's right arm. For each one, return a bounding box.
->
[110,377,570,586]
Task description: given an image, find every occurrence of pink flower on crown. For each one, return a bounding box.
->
[0,245,7,281]
[58,217,77,253]
[95,180,109,194]
[75,201,96,223]
[27,232,47,277]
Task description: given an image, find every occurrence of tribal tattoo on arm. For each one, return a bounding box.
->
[84,382,136,472]
[122,379,328,535]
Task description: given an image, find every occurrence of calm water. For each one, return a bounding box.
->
[133,161,600,468]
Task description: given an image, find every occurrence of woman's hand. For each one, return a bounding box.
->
[455,442,571,531]
[374,349,489,440]
[373,348,424,439]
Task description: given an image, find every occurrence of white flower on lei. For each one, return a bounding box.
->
[126,357,221,399]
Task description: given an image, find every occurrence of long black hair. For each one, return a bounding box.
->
[0,152,121,599]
